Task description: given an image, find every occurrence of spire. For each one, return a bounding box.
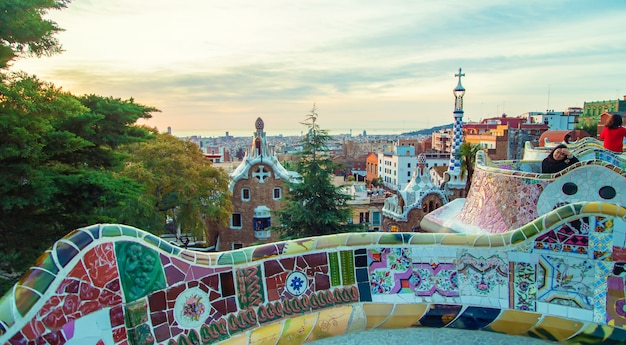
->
[448,68,466,174]
[250,117,268,158]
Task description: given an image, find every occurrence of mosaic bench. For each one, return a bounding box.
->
[1,201,626,344]
[421,150,625,234]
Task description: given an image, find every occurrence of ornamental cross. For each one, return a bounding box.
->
[252,165,271,183]
[455,67,465,83]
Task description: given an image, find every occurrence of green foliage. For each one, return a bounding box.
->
[116,133,233,238]
[0,0,70,68]
[576,115,598,137]
[273,105,365,239]
[455,142,481,194]
[0,72,155,288]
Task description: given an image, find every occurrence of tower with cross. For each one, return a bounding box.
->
[448,68,466,175]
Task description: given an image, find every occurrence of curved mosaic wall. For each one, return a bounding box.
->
[453,150,626,234]
[1,200,626,344]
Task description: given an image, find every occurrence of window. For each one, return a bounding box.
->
[407,171,411,176]
[231,213,242,228]
[372,212,381,226]
[359,212,370,223]
[254,217,271,230]
[232,242,244,250]
[241,188,250,201]
[407,163,411,168]
[273,187,282,200]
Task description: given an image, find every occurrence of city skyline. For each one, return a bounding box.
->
[10,0,626,136]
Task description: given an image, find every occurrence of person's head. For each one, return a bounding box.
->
[607,114,623,129]
[550,144,570,161]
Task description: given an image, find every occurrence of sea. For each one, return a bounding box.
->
[171,127,416,138]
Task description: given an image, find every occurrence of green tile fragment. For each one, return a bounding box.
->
[328,252,341,287]
[340,250,356,285]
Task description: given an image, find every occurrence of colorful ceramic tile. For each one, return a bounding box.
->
[173,287,211,329]
[484,310,540,335]
[567,323,626,345]
[368,248,412,294]
[411,262,458,297]
[594,261,614,323]
[417,304,462,328]
[511,261,536,312]
[235,265,265,309]
[339,250,355,285]
[607,276,626,327]
[115,241,166,302]
[447,306,501,330]
[457,250,508,298]
[590,232,613,260]
[536,255,594,309]
[533,221,589,256]
[328,252,341,287]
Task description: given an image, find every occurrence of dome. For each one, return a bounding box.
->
[255,117,264,130]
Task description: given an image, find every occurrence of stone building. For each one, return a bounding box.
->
[210,117,300,251]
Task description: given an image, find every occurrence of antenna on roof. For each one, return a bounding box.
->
[546,84,551,112]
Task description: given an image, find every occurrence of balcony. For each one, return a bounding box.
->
[254,230,271,240]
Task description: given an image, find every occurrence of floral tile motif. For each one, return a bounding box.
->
[264,252,329,302]
[511,262,536,312]
[410,263,458,297]
[115,241,166,303]
[457,250,508,298]
[368,248,412,294]
[589,232,613,261]
[593,261,613,323]
[536,255,594,309]
[533,220,588,256]
[607,276,626,327]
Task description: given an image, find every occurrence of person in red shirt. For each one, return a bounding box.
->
[600,114,626,152]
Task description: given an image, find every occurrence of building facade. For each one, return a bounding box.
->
[211,118,300,251]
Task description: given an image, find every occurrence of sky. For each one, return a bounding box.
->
[11,0,626,136]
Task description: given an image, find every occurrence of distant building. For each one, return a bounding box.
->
[523,107,581,131]
[583,96,626,117]
[581,96,626,132]
[431,129,453,153]
[209,118,300,251]
[463,115,548,160]
[365,152,379,187]
[377,145,417,191]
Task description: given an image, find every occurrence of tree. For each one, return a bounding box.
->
[456,142,481,194]
[116,133,233,239]
[0,0,70,68]
[0,73,155,292]
[273,105,365,239]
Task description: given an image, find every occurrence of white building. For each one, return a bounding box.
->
[378,145,417,191]
[524,107,581,130]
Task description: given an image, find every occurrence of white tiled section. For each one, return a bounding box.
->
[537,165,626,215]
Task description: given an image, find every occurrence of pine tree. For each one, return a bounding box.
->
[273,105,365,239]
